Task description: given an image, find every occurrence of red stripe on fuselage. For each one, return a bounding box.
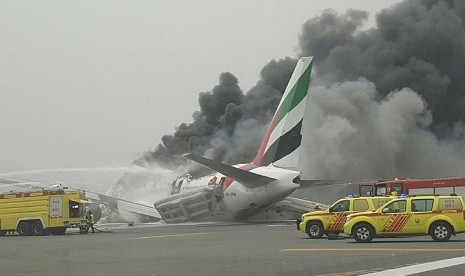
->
[223,163,258,190]
[252,115,278,166]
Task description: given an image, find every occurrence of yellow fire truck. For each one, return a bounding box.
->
[0,188,88,236]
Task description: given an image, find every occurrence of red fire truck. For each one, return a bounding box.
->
[359,177,465,198]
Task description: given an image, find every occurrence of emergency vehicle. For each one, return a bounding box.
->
[359,177,465,198]
[344,194,465,242]
[0,188,88,236]
[297,195,396,239]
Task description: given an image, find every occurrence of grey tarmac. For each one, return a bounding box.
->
[2,222,465,276]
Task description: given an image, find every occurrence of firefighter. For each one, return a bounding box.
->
[86,211,96,234]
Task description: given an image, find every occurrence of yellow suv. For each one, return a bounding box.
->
[344,195,465,242]
[297,195,395,239]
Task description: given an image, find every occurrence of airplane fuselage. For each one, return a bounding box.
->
[170,164,300,220]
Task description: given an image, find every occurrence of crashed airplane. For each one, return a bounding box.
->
[154,56,328,223]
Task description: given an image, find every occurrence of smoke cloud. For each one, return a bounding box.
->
[300,79,465,180]
[136,0,465,180]
[134,58,295,172]
[301,1,465,134]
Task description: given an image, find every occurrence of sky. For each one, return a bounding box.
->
[0,0,403,173]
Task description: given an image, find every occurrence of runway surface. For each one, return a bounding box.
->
[2,222,465,276]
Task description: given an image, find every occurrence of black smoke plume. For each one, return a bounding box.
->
[136,0,465,179]
[134,59,296,174]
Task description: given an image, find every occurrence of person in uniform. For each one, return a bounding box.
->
[86,211,96,234]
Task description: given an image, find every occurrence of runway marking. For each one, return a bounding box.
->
[315,268,385,276]
[279,248,465,252]
[128,232,207,240]
[314,265,408,276]
[297,263,420,276]
[361,256,465,275]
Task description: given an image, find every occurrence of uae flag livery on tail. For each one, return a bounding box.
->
[253,56,313,168]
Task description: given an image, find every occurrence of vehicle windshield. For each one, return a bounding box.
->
[376,185,387,196]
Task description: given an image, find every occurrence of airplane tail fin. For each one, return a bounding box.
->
[252,56,313,168]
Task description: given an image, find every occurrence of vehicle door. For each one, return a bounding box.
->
[407,198,434,233]
[437,197,465,232]
[378,199,410,234]
[326,199,350,231]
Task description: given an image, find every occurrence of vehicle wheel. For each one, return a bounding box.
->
[352,223,374,243]
[18,221,32,236]
[430,221,452,242]
[0,230,7,236]
[31,221,45,236]
[306,221,324,239]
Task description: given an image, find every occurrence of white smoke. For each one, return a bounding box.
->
[300,78,465,180]
[0,166,150,175]
[0,165,175,205]
[107,166,176,205]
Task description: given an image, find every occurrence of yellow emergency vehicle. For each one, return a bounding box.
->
[297,195,395,238]
[344,194,465,242]
[0,188,88,236]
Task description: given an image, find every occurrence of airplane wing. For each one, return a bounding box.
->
[85,191,161,221]
[244,197,330,222]
[183,153,276,188]
[0,178,21,185]
[270,197,330,217]
[299,179,353,188]
[291,180,379,209]
[0,178,45,193]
